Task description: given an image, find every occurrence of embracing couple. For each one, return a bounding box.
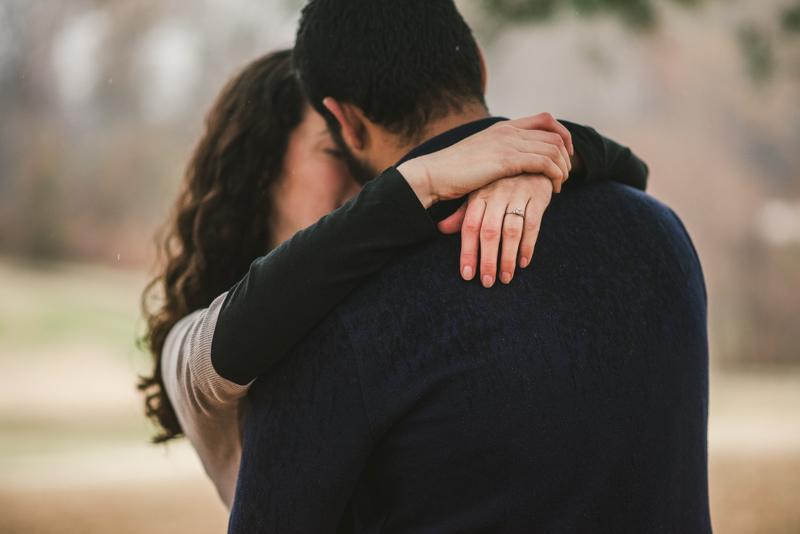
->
[141,0,711,532]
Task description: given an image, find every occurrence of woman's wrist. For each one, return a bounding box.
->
[396,159,438,210]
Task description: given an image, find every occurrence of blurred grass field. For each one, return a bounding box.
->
[0,257,798,534]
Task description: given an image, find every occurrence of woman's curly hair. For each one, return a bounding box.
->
[139,49,306,442]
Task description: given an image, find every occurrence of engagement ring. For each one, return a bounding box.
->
[506,208,524,218]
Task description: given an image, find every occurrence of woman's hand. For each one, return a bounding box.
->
[397,113,573,209]
[438,174,553,287]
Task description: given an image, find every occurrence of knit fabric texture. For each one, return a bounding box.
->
[230,180,710,533]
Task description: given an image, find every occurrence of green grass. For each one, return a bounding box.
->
[0,258,150,359]
[0,416,153,460]
[0,258,166,464]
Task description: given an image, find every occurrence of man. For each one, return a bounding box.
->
[228,1,710,532]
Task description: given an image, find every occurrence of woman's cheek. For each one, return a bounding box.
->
[313,159,352,196]
[303,162,348,215]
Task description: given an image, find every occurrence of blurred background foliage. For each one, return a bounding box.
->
[478,0,800,85]
[479,0,703,30]
[0,0,798,368]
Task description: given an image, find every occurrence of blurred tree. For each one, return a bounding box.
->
[733,0,800,86]
[478,0,800,85]
[0,0,299,265]
[738,25,776,86]
[783,0,800,32]
[478,0,701,31]
[26,154,64,260]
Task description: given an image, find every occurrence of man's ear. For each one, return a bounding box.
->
[478,45,488,94]
[322,97,366,150]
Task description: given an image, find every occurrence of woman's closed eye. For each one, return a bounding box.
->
[323,148,343,159]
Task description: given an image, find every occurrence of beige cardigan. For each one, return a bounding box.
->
[162,293,251,509]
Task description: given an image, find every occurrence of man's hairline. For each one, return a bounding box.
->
[305,91,489,146]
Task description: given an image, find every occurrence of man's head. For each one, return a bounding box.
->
[294,0,488,180]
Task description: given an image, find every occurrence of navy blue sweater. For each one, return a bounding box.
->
[229,121,710,533]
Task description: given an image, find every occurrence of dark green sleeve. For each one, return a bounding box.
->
[211,167,436,385]
[560,121,649,191]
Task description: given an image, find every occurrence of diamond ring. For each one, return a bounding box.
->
[506,208,524,218]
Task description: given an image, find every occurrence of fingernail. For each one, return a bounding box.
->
[462,266,473,280]
[500,272,511,284]
[482,275,493,287]
[520,257,529,268]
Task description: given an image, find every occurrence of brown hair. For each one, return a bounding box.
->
[139,49,306,442]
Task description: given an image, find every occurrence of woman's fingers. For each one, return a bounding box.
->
[515,130,570,177]
[437,202,467,235]
[452,175,554,286]
[397,113,573,205]
[506,117,572,192]
[497,132,568,192]
[517,176,553,268]
[499,204,526,284]
[552,130,572,175]
[514,139,568,192]
[460,197,486,280]
[479,196,509,287]
[507,113,574,156]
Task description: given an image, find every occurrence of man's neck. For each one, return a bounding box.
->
[373,102,490,170]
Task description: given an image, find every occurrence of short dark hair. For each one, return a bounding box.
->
[294,0,486,140]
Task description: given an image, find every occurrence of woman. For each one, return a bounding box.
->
[140,50,647,508]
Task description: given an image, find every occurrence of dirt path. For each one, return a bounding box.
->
[1,366,797,534]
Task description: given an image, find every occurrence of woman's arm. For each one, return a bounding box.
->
[211,114,581,386]
[163,169,439,509]
[161,296,245,509]
[210,168,436,385]
[211,120,648,385]
[162,118,647,508]
[561,120,648,191]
